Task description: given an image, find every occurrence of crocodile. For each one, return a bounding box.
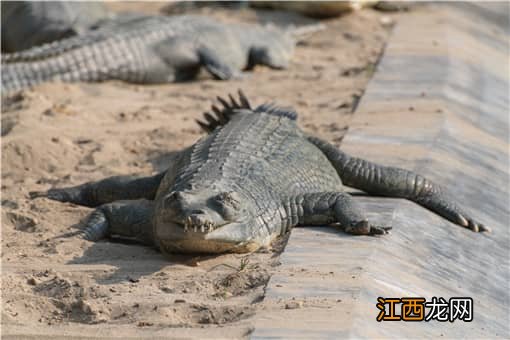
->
[1,1,110,53]
[2,15,298,94]
[30,91,489,254]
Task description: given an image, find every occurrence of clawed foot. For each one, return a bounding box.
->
[29,201,109,242]
[344,220,392,236]
[210,68,244,81]
[450,211,491,233]
[368,225,393,235]
[466,219,491,233]
[81,210,109,241]
[30,188,74,202]
[30,188,108,241]
[29,185,91,206]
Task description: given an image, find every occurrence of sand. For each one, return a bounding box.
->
[1,3,394,338]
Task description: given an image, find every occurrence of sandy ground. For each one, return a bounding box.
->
[1,3,395,338]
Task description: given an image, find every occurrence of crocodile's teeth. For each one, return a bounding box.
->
[194,225,197,232]
[208,224,213,232]
[184,224,188,232]
[201,224,205,233]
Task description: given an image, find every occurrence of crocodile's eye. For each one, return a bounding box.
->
[215,191,241,210]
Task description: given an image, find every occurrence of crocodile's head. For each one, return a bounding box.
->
[154,188,264,254]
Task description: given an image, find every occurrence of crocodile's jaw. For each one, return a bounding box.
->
[159,238,262,254]
[154,220,265,254]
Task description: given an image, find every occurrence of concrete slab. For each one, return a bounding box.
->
[253,4,509,339]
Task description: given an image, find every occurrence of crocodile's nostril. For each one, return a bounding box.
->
[190,209,205,215]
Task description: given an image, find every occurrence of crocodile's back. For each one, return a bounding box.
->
[152,100,344,251]
[158,111,343,204]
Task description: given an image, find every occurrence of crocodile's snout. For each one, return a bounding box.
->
[161,191,225,234]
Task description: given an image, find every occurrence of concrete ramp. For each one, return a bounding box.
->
[253,4,509,338]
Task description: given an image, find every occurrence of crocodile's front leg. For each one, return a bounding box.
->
[284,192,391,235]
[30,172,165,207]
[308,136,489,232]
[82,199,155,244]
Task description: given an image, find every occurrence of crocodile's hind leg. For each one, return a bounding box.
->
[30,172,165,207]
[151,37,239,81]
[285,192,391,236]
[83,199,155,244]
[197,46,240,80]
[308,136,489,232]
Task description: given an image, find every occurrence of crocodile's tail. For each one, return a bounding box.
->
[2,33,107,64]
[2,35,108,93]
[2,63,46,94]
[2,52,116,94]
[1,39,143,94]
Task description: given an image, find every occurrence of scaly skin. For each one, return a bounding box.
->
[306,137,489,232]
[30,91,489,255]
[2,15,295,94]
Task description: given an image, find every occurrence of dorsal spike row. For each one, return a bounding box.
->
[195,89,298,134]
[196,89,252,133]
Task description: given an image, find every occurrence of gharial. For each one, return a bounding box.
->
[2,15,312,94]
[30,91,490,254]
